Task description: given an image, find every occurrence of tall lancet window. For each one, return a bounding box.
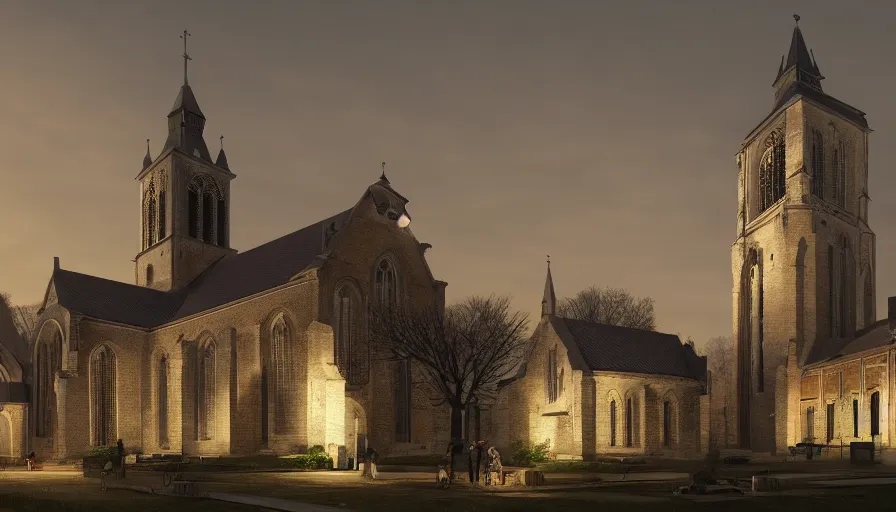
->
[758,131,786,213]
[335,285,355,381]
[216,198,227,247]
[811,129,825,198]
[144,182,157,248]
[271,317,297,435]
[91,345,117,446]
[839,236,851,338]
[202,192,215,244]
[375,258,398,308]
[158,190,167,240]
[188,186,199,238]
[35,329,62,438]
[545,348,560,403]
[833,141,846,208]
[197,341,216,441]
[158,355,169,447]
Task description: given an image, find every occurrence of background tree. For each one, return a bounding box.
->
[0,292,39,342]
[557,286,656,330]
[372,295,529,441]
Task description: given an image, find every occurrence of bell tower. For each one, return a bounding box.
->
[135,31,236,291]
[731,15,875,454]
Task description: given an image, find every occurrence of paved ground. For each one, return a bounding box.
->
[4,466,896,511]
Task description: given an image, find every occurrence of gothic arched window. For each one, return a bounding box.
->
[158,190,167,240]
[202,192,215,244]
[197,341,216,441]
[374,258,398,307]
[216,198,227,247]
[545,348,560,404]
[188,185,199,238]
[91,345,117,446]
[334,284,368,385]
[158,355,169,447]
[833,140,846,208]
[271,317,297,435]
[811,129,825,198]
[144,182,156,249]
[609,400,617,447]
[839,236,851,338]
[35,328,62,438]
[188,175,222,244]
[758,132,786,213]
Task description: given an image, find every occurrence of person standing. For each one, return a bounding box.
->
[115,439,125,479]
[365,447,379,480]
[466,443,476,485]
[474,441,485,484]
[26,451,36,471]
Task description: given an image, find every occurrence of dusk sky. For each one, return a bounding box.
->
[2,1,895,348]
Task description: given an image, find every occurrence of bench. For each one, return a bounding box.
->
[172,480,201,497]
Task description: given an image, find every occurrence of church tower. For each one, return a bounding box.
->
[135,31,236,291]
[731,16,875,454]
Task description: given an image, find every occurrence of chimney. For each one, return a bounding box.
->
[53,257,60,271]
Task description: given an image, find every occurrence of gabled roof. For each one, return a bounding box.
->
[806,319,893,366]
[552,317,705,380]
[49,208,353,329]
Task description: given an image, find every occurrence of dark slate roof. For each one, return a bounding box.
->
[170,84,205,118]
[555,317,705,380]
[52,270,184,329]
[50,208,353,328]
[774,82,868,129]
[172,209,352,320]
[807,319,893,365]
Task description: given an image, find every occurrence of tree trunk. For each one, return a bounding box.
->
[451,405,463,442]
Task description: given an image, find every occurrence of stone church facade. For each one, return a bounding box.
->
[23,70,452,464]
[485,265,710,459]
[729,18,896,457]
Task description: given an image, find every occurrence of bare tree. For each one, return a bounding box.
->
[372,295,530,441]
[0,292,38,343]
[557,286,656,331]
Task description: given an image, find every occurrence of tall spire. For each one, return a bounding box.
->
[772,14,824,108]
[216,135,230,169]
[542,256,556,318]
[162,29,212,162]
[143,139,152,169]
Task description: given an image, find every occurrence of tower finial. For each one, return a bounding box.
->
[793,13,800,25]
[146,138,151,152]
[380,161,388,181]
[542,256,556,318]
[220,135,224,152]
[143,138,153,169]
[180,30,192,86]
[547,254,551,267]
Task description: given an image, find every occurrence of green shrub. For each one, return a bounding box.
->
[308,445,326,456]
[510,440,551,467]
[88,446,117,458]
[281,452,333,470]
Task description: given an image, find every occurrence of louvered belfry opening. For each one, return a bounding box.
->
[91,346,117,446]
[197,342,216,441]
[271,318,297,435]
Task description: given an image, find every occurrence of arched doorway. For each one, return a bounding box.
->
[344,397,368,470]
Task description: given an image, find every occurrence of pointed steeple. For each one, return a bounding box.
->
[142,139,153,169]
[162,30,213,163]
[215,135,229,169]
[542,256,556,318]
[772,15,825,109]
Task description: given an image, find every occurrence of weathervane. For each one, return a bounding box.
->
[380,161,387,181]
[547,255,551,267]
[220,135,224,152]
[181,30,192,85]
[793,14,800,25]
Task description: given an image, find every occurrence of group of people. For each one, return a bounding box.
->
[445,440,502,486]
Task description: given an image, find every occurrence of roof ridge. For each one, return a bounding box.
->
[560,316,675,337]
[56,269,175,296]
[234,207,353,258]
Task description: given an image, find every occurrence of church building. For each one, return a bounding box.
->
[730,16,896,457]
[21,45,451,464]
[485,263,710,459]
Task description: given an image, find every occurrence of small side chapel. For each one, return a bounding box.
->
[486,263,711,459]
[22,40,450,464]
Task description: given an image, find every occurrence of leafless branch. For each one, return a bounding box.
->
[557,285,656,331]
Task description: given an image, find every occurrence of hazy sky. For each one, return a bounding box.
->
[2,1,895,348]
